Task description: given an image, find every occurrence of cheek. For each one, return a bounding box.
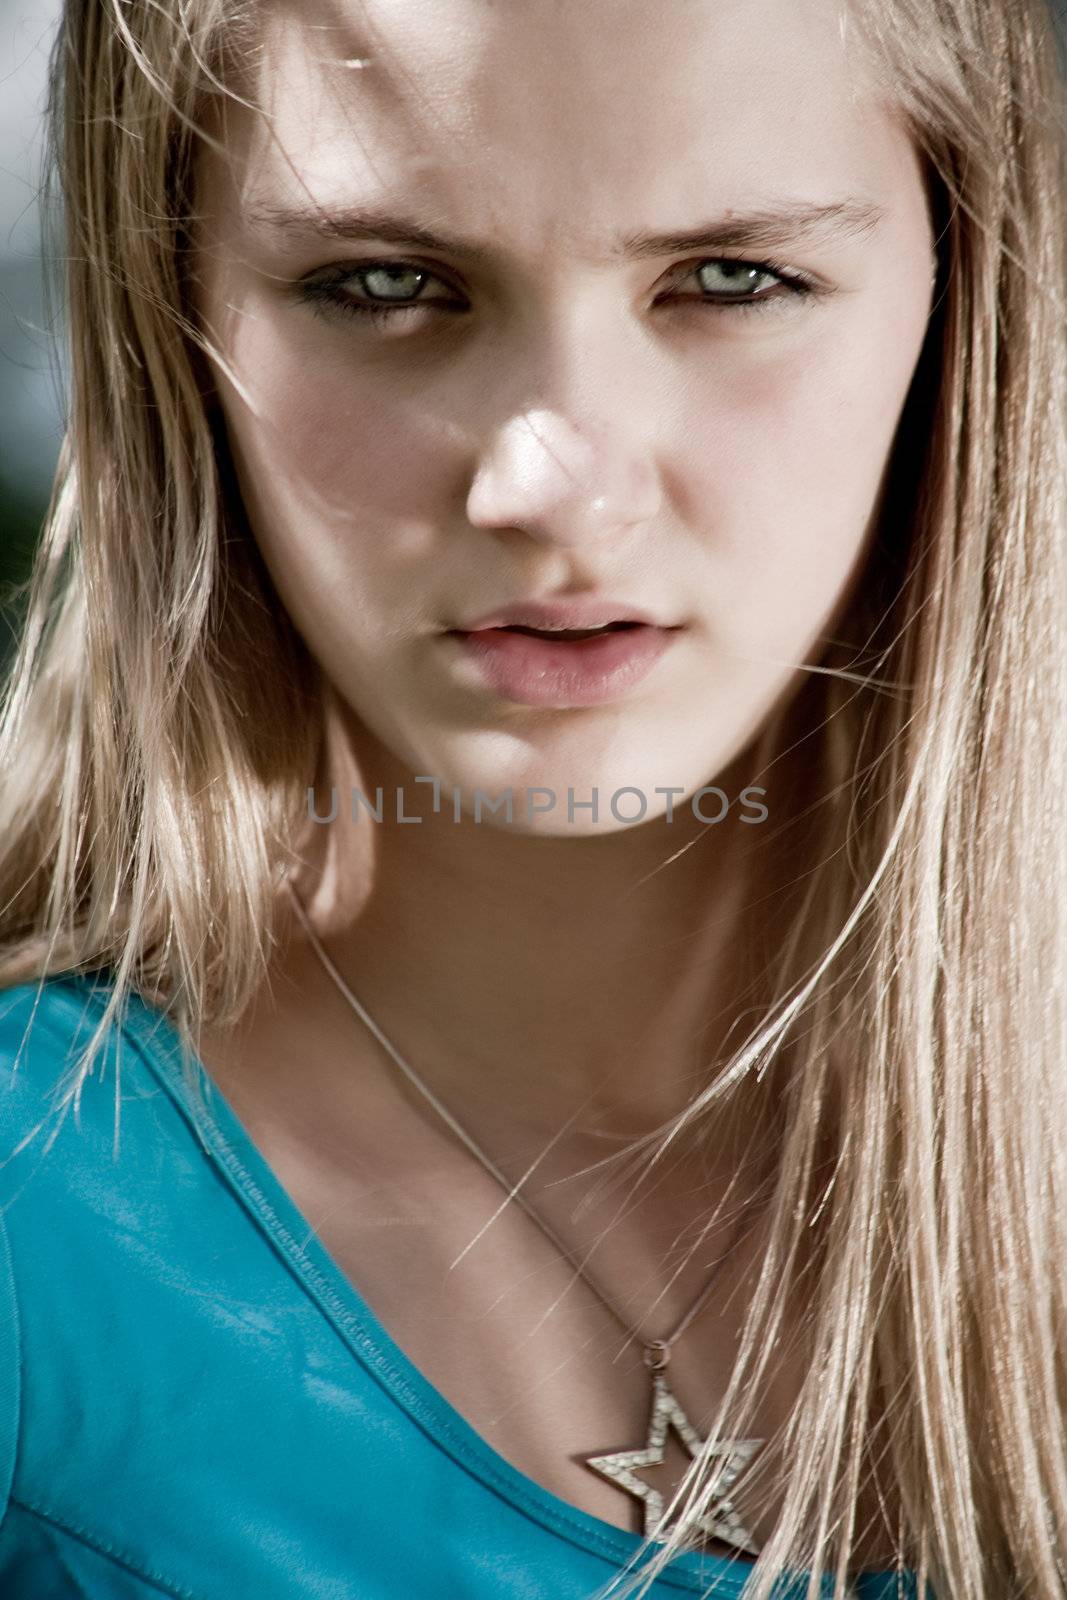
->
[678,307,925,655]
[215,315,461,633]
[232,321,457,526]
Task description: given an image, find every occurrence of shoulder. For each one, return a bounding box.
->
[0,971,125,1110]
[0,973,118,1186]
[0,974,147,1174]
[0,972,196,1542]
[0,970,190,1147]
[0,972,240,1583]
[0,975,104,1543]
[0,971,212,1225]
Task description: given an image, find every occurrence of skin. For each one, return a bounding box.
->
[191,0,935,1147]
[190,0,936,1330]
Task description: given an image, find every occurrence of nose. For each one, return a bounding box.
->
[465,405,663,548]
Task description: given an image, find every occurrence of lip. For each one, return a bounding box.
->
[442,621,681,707]
[452,598,674,631]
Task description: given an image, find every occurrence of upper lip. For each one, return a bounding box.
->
[450,599,677,632]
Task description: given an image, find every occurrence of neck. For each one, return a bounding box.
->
[281,694,811,1165]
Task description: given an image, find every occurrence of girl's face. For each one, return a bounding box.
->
[192,0,936,836]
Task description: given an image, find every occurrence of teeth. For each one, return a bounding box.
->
[503,623,634,639]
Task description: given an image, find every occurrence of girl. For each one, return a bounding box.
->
[0,0,1064,1596]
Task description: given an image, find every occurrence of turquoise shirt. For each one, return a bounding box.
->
[0,973,923,1598]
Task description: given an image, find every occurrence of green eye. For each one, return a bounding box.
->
[696,260,777,296]
[676,256,813,314]
[298,261,463,325]
[357,264,433,302]
[297,253,816,329]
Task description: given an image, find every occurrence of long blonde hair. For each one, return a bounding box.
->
[1,2,1065,1596]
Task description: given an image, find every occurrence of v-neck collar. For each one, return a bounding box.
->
[86,972,901,1599]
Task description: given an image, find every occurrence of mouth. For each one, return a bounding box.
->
[442,620,682,707]
[469,621,645,642]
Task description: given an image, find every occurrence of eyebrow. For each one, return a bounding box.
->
[242,196,887,262]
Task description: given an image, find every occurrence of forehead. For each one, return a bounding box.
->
[213,0,903,252]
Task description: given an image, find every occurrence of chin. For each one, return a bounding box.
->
[425,764,730,838]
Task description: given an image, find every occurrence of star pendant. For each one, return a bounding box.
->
[582,1370,766,1555]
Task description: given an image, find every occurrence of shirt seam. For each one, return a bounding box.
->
[8,1495,199,1598]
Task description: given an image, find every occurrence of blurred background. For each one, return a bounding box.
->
[0,0,63,662]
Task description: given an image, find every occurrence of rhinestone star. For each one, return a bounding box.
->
[583,1371,765,1554]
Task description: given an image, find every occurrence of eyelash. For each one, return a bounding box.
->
[296,255,817,329]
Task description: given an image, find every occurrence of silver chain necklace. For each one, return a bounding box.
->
[287,882,767,1555]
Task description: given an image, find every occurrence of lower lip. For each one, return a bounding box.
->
[444,624,679,706]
